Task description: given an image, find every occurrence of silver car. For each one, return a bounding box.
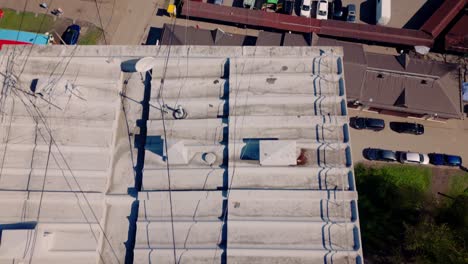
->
[398,152,429,165]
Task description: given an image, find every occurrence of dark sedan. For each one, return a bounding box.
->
[429,153,462,166]
[61,24,81,45]
[390,122,424,135]
[350,117,385,131]
[363,148,397,162]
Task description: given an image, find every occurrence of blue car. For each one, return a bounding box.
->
[428,153,462,166]
[363,148,397,162]
[346,4,356,23]
[61,24,81,45]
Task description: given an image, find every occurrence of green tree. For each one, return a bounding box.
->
[355,164,430,263]
[404,219,468,264]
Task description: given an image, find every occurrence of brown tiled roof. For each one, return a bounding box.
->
[256,31,282,46]
[352,53,462,119]
[256,31,311,46]
[313,37,462,119]
[282,32,311,46]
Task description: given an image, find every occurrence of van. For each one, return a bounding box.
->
[376,0,391,25]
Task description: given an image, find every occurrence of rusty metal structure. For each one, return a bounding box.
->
[445,14,468,53]
[420,0,466,38]
[181,0,467,49]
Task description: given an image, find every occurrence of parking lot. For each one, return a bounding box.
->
[215,0,435,29]
[349,109,468,168]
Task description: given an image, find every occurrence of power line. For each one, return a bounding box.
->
[93,0,108,45]
[14,0,54,82]
[28,127,53,264]
[9,88,108,264]
[155,16,179,264]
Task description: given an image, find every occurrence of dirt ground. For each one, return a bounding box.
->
[430,166,455,196]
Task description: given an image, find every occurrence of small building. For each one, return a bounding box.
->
[317,37,463,120]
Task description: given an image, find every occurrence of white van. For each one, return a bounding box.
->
[376,0,391,25]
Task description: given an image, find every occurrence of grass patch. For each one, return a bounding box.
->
[448,172,468,197]
[356,163,432,193]
[0,8,54,33]
[78,27,103,45]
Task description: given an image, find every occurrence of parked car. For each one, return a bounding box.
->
[428,153,462,166]
[390,122,424,135]
[243,0,256,9]
[398,151,430,165]
[363,148,397,162]
[61,24,81,45]
[333,0,343,18]
[349,117,385,131]
[376,0,391,25]
[316,0,328,20]
[300,0,312,17]
[346,4,356,22]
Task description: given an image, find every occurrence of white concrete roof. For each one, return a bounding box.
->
[0,45,362,264]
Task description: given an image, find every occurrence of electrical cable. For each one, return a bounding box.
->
[27,128,53,264]
[155,15,179,264]
[9,87,109,264]
[93,0,108,45]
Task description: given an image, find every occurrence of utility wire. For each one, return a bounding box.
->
[155,16,179,264]
[28,127,53,264]
[93,0,108,45]
[9,88,109,264]
[8,54,121,262]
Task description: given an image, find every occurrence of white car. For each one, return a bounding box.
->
[399,152,430,165]
[316,0,328,20]
[300,0,312,17]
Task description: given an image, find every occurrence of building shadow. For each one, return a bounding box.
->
[294,0,301,16]
[403,0,443,29]
[359,0,375,24]
[233,0,244,7]
[243,35,257,45]
[156,8,167,16]
[145,27,163,45]
[124,200,139,264]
